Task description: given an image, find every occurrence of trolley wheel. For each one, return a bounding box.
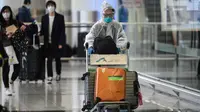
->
[81,105,87,111]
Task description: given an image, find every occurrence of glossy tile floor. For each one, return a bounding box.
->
[0,61,199,111]
[129,58,200,90]
[129,43,200,90]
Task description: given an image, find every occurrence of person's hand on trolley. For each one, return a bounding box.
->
[88,47,94,55]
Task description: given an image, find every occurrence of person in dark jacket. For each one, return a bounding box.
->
[17,0,34,22]
[40,0,66,84]
[118,0,128,30]
[0,6,27,95]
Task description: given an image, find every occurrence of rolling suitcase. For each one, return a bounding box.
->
[19,54,28,81]
[19,34,42,82]
[27,44,40,81]
[95,67,126,102]
[36,45,45,81]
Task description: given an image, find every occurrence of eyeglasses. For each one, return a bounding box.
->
[103,13,114,18]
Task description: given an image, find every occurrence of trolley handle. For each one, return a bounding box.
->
[85,43,89,50]
[84,42,130,50]
[81,72,90,80]
[126,42,130,50]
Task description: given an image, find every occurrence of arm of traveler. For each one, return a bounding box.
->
[84,22,101,48]
[116,24,128,50]
[58,15,66,48]
[39,16,45,36]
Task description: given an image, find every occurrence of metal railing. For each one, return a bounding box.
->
[24,22,200,61]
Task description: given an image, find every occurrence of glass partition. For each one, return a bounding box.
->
[124,22,200,91]
[36,20,200,91]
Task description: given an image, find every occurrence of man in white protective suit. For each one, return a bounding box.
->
[84,1,128,55]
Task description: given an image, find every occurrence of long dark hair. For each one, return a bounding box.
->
[0,6,15,27]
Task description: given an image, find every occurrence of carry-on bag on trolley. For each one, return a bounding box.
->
[81,42,142,112]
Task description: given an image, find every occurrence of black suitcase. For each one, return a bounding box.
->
[77,32,88,57]
[19,54,28,81]
[60,44,73,57]
[36,45,45,81]
[19,34,45,82]
[27,46,40,81]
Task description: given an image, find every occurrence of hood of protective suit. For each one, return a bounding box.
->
[101,1,115,14]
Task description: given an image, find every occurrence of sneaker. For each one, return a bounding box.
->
[56,75,61,81]
[47,77,53,84]
[5,89,12,96]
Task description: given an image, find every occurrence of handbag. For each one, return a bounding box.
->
[93,36,119,54]
[11,29,29,54]
[3,40,19,65]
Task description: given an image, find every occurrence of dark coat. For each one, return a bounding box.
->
[40,12,66,58]
[17,6,34,22]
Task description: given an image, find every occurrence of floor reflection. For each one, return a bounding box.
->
[129,59,200,90]
[0,61,199,111]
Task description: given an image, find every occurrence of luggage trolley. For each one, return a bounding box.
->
[81,42,140,112]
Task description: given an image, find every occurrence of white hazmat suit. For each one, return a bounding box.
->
[84,1,128,49]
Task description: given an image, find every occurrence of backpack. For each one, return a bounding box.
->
[93,36,119,54]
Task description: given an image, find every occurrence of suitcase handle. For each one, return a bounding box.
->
[85,42,89,49]
[33,34,39,50]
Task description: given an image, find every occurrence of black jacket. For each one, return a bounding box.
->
[40,12,66,56]
[17,6,34,22]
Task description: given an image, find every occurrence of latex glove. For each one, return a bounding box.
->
[88,47,94,55]
[118,48,121,53]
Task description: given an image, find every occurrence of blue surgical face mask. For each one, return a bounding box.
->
[104,17,112,23]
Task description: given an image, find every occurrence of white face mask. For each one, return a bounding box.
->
[2,12,10,20]
[26,5,31,9]
[47,6,55,13]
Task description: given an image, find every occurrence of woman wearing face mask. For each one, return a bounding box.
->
[0,6,27,96]
[84,1,128,55]
[40,0,66,84]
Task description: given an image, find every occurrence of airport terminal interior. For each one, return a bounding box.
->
[1,0,200,111]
